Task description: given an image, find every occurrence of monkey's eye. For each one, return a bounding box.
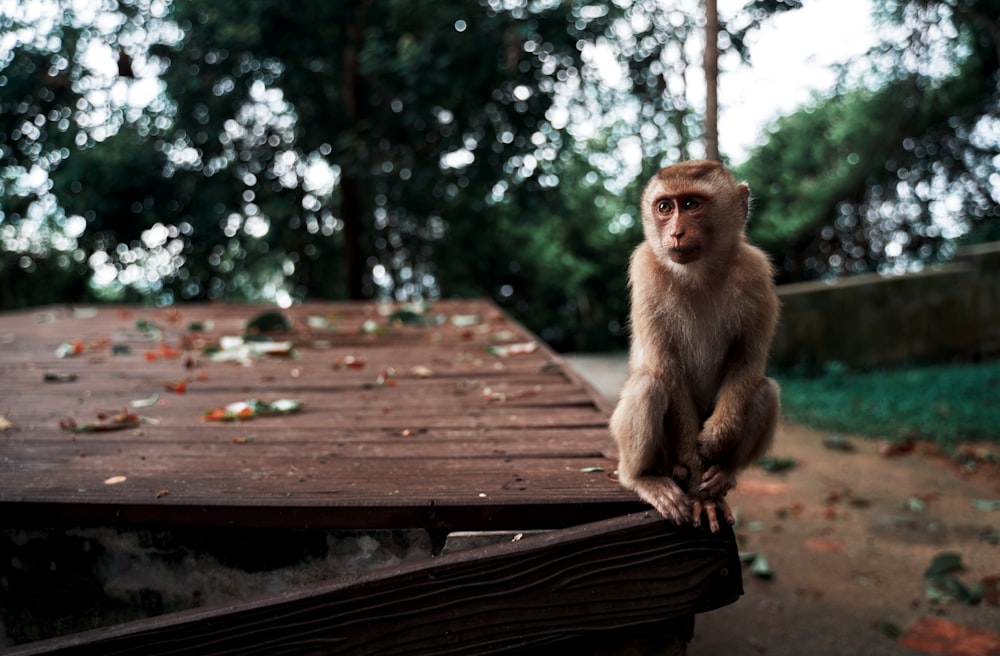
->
[681,197,702,211]
[656,199,673,214]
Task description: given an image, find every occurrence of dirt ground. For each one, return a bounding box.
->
[565,354,1000,656]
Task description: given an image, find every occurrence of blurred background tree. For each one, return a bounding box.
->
[739,0,1000,281]
[1,0,998,350]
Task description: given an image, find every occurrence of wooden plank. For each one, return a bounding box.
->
[0,300,637,530]
[5,513,742,656]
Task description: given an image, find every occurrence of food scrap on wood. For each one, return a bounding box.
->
[60,409,152,433]
[55,339,110,358]
[43,372,78,383]
[208,335,296,365]
[144,343,183,361]
[203,398,303,422]
[333,355,367,370]
[482,384,542,403]
[487,341,538,358]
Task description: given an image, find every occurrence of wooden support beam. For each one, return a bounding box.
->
[8,513,742,655]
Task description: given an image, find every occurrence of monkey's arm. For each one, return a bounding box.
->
[697,251,780,495]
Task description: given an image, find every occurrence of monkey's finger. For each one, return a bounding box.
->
[715,498,736,527]
[704,502,721,533]
[690,498,704,528]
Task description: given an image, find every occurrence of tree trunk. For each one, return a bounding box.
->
[340,0,371,300]
[703,0,720,161]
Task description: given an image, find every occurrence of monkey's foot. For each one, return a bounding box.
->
[699,464,736,498]
[632,477,693,526]
[691,496,735,533]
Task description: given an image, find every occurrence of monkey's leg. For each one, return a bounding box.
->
[610,371,694,526]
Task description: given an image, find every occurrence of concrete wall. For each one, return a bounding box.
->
[771,242,1000,371]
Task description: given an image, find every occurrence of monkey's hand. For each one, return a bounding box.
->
[691,495,735,533]
[691,465,737,533]
[699,464,736,498]
[631,476,693,527]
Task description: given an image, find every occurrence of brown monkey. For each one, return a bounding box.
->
[609,160,780,532]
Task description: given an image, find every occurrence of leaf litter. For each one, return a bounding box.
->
[60,409,156,433]
[203,398,303,422]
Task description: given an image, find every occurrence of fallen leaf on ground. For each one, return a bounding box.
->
[749,552,774,580]
[450,314,481,327]
[898,616,1000,656]
[55,339,110,358]
[104,475,127,485]
[245,310,291,334]
[145,342,183,361]
[982,575,1000,606]
[388,306,435,326]
[925,552,964,578]
[333,355,366,370]
[734,479,790,495]
[208,336,296,364]
[203,398,303,422]
[43,372,78,383]
[880,439,916,457]
[165,379,187,393]
[487,341,538,357]
[131,393,160,408]
[822,434,855,451]
[482,385,542,402]
[924,552,983,605]
[972,499,1000,511]
[805,537,845,553]
[60,409,150,433]
[371,369,397,388]
[0,416,12,431]
[758,456,796,473]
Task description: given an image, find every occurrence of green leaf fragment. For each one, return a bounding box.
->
[245,311,292,334]
[758,456,796,473]
[822,434,855,451]
[749,552,774,580]
[924,552,964,578]
[923,552,983,605]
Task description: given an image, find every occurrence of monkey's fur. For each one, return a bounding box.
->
[609,160,780,532]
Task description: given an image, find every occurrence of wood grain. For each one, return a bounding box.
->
[7,513,742,656]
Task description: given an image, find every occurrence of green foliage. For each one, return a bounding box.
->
[740,0,1000,283]
[0,0,655,349]
[775,361,1000,449]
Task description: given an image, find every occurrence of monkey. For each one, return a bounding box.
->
[609,159,780,533]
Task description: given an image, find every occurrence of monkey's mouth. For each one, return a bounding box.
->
[667,245,702,263]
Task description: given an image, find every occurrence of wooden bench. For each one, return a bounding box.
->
[0,300,742,654]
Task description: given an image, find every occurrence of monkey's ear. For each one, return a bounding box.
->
[737,183,751,220]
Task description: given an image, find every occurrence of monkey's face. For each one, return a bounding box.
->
[641,160,749,269]
[650,194,710,265]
